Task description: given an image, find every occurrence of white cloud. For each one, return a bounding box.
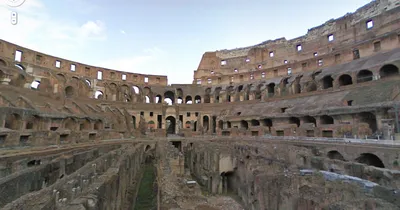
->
[0,0,107,53]
[120,30,126,35]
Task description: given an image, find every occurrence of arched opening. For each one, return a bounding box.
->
[166,116,176,135]
[267,83,275,96]
[255,84,263,100]
[250,119,260,126]
[320,115,334,125]
[4,113,21,130]
[164,91,175,105]
[147,120,155,130]
[145,145,151,152]
[164,98,173,105]
[306,82,317,92]
[357,70,373,83]
[262,118,273,128]
[193,121,197,131]
[203,116,209,132]
[355,153,385,168]
[212,116,217,133]
[177,97,183,104]
[322,76,334,89]
[226,121,232,128]
[289,117,300,127]
[359,112,377,133]
[156,95,162,103]
[64,118,76,130]
[214,87,222,103]
[94,120,103,130]
[95,90,104,99]
[240,120,248,130]
[85,79,91,87]
[30,81,41,90]
[303,116,316,127]
[15,64,25,71]
[218,120,223,129]
[65,86,75,97]
[132,116,136,129]
[204,88,211,103]
[221,171,237,194]
[132,86,140,94]
[80,119,91,130]
[0,59,6,66]
[327,150,346,161]
[237,85,243,92]
[185,96,193,104]
[194,95,201,104]
[185,121,191,129]
[338,74,353,86]
[380,64,399,78]
[145,96,150,103]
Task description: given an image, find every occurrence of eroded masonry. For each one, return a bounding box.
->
[1,0,400,209]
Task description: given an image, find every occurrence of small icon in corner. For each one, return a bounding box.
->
[6,0,26,7]
[11,11,18,25]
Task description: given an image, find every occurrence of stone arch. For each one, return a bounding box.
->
[358,112,377,133]
[95,90,104,99]
[320,115,334,125]
[267,83,275,96]
[156,94,162,103]
[80,118,91,130]
[338,74,353,86]
[355,153,384,168]
[14,64,25,71]
[185,121,191,129]
[321,76,334,89]
[185,95,193,104]
[25,115,40,130]
[214,87,222,103]
[255,84,263,100]
[132,85,141,94]
[380,64,399,78]
[327,150,346,161]
[303,116,316,127]
[203,116,209,132]
[94,120,103,130]
[65,86,75,97]
[218,120,223,129]
[250,119,260,126]
[63,118,76,130]
[305,82,317,92]
[145,96,151,103]
[240,120,248,130]
[289,117,300,127]
[204,88,211,103]
[164,91,175,105]
[145,145,151,152]
[194,95,201,104]
[357,70,373,83]
[10,74,26,87]
[4,113,22,130]
[166,116,176,134]
[56,74,66,83]
[0,59,7,66]
[85,79,91,87]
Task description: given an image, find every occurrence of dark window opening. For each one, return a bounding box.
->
[187,112,191,117]
[373,41,381,51]
[322,130,333,138]
[20,135,29,146]
[140,111,144,116]
[347,100,353,106]
[276,130,284,136]
[150,112,154,117]
[281,107,287,113]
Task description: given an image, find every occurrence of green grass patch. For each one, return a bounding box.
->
[134,164,157,210]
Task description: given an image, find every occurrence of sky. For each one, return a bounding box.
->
[0,0,371,84]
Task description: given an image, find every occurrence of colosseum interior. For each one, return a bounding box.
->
[0,0,400,209]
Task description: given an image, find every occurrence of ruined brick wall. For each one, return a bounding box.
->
[194,0,400,85]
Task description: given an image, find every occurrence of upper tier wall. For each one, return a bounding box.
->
[194,0,400,84]
[0,40,168,86]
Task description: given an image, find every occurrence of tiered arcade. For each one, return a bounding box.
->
[0,0,400,148]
